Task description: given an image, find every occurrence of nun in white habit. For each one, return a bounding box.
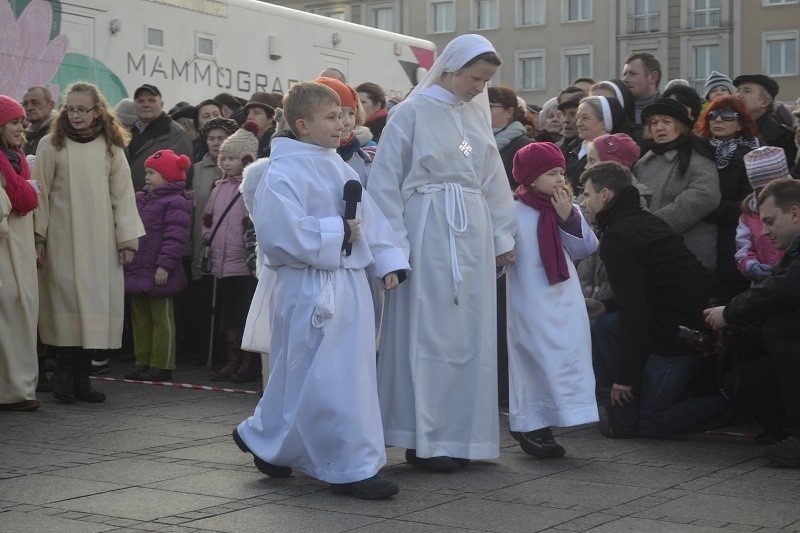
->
[367,34,517,470]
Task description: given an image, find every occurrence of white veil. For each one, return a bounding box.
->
[406,34,497,122]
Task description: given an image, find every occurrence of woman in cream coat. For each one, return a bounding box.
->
[34,82,144,404]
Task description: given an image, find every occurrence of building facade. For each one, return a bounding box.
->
[267,0,799,106]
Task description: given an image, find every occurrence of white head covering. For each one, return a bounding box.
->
[407,34,497,121]
[538,97,558,130]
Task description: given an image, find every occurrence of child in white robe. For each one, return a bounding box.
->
[506,142,599,458]
[233,81,410,500]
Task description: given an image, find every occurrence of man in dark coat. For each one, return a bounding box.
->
[559,92,585,191]
[127,84,193,192]
[734,74,797,168]
[581,162,731,438]
[705,179,800,467]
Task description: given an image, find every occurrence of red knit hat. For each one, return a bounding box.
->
[314,77,359,109]
[592,133,640,170]
[0,95,25,126]
[145,150,191,182]
[512,142,565,186]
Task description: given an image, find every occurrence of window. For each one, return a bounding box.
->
[692,44,719,92]
[517,50,545,91]
[562,46,592,87]
[146,27,163,48]
[519,0,545,26]
[197,37,213,56]
[692,0,720,28]
[322,9,346,20]
[564,0,591,22]
[630,0,659,32]
[763,0,799,5]
[431,1,455,33]
[764,31,799,76]
[372,7,393,31]
[474,0,499,30]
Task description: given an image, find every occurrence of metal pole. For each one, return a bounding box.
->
[206,276,218,370]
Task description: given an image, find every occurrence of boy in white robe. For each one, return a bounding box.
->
[233,82,410,500]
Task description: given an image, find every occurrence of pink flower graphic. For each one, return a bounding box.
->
[0,0,68,100]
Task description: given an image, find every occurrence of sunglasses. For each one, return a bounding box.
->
[708,109,739,122]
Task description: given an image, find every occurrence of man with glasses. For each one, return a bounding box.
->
[126,84,192,192]
[22,86,56,155]
[558,91,586,190]
[733,74,796,168]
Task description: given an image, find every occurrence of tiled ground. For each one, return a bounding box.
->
[2,363,800,533]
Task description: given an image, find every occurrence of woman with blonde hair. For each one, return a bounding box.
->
[34,82,144,403]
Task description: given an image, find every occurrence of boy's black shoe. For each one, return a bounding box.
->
[511,428,566,459]
[232,428,292,477]
[764,435,800,467]
[331,474,399,499]
[405,449,460,472]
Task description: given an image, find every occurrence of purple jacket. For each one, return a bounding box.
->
[125,182,192,297]
[201,175,251,278]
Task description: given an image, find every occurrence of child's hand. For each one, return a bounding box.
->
[585,298,606,318]
[347,219,361,244]
[119,249,135,266]
[154,267,169,286]
[496,249,516,267]
[551,186,574,221]
[382,272,399,290]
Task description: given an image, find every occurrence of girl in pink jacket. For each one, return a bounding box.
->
[734,147,790,284]
[202,121,259,382]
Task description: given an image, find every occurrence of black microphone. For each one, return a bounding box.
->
[343,180,362,256]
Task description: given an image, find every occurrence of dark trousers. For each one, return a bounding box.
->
[761,312,800,435]
[638,352,732,438]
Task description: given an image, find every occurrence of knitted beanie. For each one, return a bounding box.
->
[113,98,137,127]
[704,71,736,100]
[0,95,25,126]
[314,77,359,109]
[219,120,259,160]
[744,146,791,189]
[592,133,640,170]
[145,149,191,182]
[512,142,565,186]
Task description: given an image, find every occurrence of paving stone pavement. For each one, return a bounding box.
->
[2,363,800,533]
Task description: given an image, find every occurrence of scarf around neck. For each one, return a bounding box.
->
[65,120,103,143]
[515,185,570,285]
[0,147,38,215]
[709,136,760,169]
[493,121,527,151]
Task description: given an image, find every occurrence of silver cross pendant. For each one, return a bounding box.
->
[459,139,472,157]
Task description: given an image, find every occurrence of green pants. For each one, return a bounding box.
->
[131,295,176,370]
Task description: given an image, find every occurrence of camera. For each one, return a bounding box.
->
[677,325,721,357]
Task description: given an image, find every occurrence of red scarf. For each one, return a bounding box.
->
[0,148,38,216]
[515,185,569,285]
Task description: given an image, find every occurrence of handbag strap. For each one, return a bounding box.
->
[207,191,242,245]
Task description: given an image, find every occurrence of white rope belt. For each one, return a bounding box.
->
[415,183,481,304]
[311,270,334,332]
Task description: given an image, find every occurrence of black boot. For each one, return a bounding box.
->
[51,348,78,404]
[73,350,106,402]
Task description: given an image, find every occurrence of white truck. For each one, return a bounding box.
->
[1,0,436,105]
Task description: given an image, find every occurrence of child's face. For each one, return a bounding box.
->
[340,105,356,135]
[301,103,344,149]
[218,151,244,176]
[533,167,566,197]
[145,167,167,188]
[1,117,25,148]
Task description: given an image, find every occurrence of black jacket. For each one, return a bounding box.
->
[704,142,754,289]
[724,234,800,324]
[756,113,797,168]
[597,186,711,386]
[562,137,586,193]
